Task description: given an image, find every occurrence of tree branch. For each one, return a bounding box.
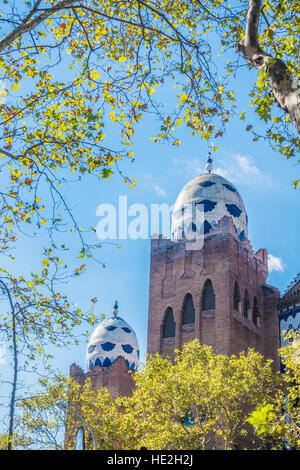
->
[237,0,300,133]
[0,0,77,53]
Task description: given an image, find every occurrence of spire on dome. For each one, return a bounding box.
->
[205,152,213,173]
[113,300,118,317]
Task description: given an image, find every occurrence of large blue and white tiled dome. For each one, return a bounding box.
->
[171,154,248,241]
[86,302,139,371]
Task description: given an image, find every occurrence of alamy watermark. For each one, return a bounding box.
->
[0,341,5,365]
[96,196,206,250]
[0,80,7,105]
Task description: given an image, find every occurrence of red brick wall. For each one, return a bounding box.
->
[147,216,280,367]
[70,356,135,399]
[263,285,280,370]
[65,357,135,449]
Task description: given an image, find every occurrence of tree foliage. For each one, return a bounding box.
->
[17,340,293,450]
[0,0,228,263]
[235,0,300,187]
[0,257,96,449]
[0,0,299,267]
[0,0,299,449]
[8,374,69,450]
[123,341,282,450]
[247,332,300,449]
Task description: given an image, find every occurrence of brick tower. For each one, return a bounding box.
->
[147,154,280,369]
[66,302,139,448]
[71,301,139,397]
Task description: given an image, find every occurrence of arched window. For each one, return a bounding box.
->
[243,290,250,319]
[233,282,240,311]
[162,307,175,338]
[202,280,215,311]
[253,297,260,326]
[182,294,195,325]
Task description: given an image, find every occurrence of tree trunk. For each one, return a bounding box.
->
[236,0,300,134]
[7,305,17,451]
[0,281,18,450]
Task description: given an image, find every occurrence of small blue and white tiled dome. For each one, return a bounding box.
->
[171,153,248,241]
[86,302,139,372]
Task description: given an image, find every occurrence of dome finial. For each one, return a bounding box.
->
[205,152,213,173]
[113,300,118,317]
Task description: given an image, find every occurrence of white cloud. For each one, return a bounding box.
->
[268,254,285,272]
[140,174,167,198]
[172,153,262,183]
[171,151,275,191]
[153,184,167,198]
[142,173,153,181]
[214,153,261,182]
[235,153,260,175]
[172,157,203,175]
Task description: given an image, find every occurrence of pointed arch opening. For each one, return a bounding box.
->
[243,290,250,319]
[233,282,241,311]
[253,297,260,326]
[182,293,195,325]
[202,279,215,311]
[162,307,175,338]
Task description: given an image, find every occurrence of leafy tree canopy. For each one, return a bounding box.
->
[0,0,299,265]
[0,1,299,449]
[247,332,300,449]
[16,340,295,450]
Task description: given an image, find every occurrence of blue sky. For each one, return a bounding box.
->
[28,106,300,371]
[0,43,299,391]
[77,103,299,367]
